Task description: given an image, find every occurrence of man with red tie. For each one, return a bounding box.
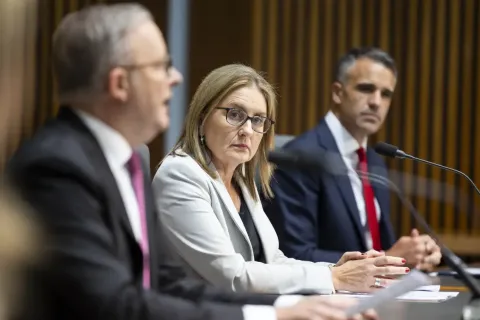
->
[264,47,442,271]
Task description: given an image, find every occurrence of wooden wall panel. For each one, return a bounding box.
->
[252,0,480,240]
[0,0,37,168]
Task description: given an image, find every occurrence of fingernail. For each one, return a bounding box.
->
[402,259,406,264]
[405,268,410,273]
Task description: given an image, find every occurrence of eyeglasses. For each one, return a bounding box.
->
[118,56,173,75]
[216,107,275,134]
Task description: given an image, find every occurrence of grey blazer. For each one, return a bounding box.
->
[152,151,335,295]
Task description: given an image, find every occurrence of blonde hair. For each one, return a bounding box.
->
[169,64,277,201]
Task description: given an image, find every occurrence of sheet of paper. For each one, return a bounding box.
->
[344,270,435,317]
[339,291,459,302]
[336,284,440,295]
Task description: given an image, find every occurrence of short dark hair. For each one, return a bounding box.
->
[334,47,397,83]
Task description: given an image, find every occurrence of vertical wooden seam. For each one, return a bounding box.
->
[321,0,333,115]
[293,0,305,135]
[445,0,460,235]
[307,0,320,129]
[351,0,362,47]
[337,0,347,55]
[267,0,278,84]
[279,0,292,133]
[430,0,446,232]
[252,0,263,69]
[417,0,432,228]
[459,0,474,234]
[376,0,391,144]
[402,0,418,235]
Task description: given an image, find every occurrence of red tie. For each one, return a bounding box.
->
[356,147,382,251]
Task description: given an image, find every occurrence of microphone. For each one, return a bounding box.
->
[374,142,480,197]
[358,169,480,300]
[269,148,480,302]
[267,149,348,175]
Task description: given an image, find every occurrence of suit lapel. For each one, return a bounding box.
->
[316,120,367,248]
[57,107,137,243]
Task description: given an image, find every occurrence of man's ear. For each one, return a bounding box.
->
[332,82,343,104]
[108,67,129,102]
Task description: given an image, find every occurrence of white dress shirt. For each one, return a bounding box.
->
[325,111,381,250]
[74,110,300,320]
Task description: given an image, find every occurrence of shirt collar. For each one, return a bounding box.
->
[324,110,367,157]
[74,109,133,168]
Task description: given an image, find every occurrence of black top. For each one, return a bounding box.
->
[238,192,266,263]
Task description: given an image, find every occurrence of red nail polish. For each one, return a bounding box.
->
[402,259,406,264]
[405,268,410,273]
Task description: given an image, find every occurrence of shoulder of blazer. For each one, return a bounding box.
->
[153,152,213,190]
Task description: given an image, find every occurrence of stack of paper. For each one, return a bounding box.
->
[342,270,458,317]
[338,291,459,302]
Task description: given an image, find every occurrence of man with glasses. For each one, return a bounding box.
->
[7,4,376,320]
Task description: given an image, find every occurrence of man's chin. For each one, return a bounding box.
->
[359,122,382,135]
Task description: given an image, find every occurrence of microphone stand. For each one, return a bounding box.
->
[400,153,480,196]
[359,170,480,319]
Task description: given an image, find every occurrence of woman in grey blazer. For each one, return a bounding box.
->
[152,64,408,295]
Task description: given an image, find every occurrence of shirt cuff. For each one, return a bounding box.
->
[242,305,277,320]
[274,295,304,307]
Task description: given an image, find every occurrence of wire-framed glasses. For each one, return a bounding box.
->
[216,107,275,134]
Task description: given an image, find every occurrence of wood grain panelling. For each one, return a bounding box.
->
[0,0,37,168]
[252,0,480,240]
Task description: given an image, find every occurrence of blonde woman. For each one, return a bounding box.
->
[153,64,408,295]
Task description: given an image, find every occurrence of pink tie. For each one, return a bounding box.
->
[127,151,150,288]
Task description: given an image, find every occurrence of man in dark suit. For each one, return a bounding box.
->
[265,47,442,272]
[7,4,376,320]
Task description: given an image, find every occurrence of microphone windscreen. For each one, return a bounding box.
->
[267,149,321,170]
[267,149,348,176]
[374,142,399,158]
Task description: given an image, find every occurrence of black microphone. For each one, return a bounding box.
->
[374,142,480,197]
[267,149,348,175]
[357,169,480,301]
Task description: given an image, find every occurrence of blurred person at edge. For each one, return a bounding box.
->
[6,3,377,320]
[153,63,407,296]
[264,47,442,272]
[0,1,44,320]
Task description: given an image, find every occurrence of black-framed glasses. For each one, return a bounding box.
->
[216,107,275,134]
[118,56,173,75]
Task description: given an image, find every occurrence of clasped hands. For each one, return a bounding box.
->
[386,228,442,272]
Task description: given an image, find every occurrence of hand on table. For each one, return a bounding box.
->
[331,253,407,293]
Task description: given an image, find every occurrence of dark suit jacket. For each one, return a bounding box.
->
[264,119,396,264]
[7,107,278,320]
